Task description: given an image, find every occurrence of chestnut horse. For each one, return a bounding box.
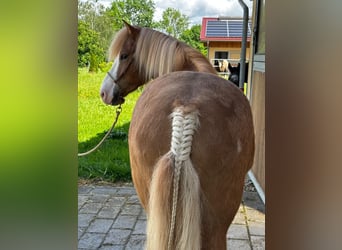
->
[100,22,255,250]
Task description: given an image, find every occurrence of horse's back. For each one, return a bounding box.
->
[128,71,254,247]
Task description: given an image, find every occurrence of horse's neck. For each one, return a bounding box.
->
[140,33,217,81]
[182,47,217,74]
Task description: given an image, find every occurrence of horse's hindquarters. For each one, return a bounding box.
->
[128,71,255,249]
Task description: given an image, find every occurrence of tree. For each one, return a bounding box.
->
[78,0,99,31]
[180,25,207,56]
[106,0,155,29]
[78,20,105,72]
[156,8,189,39]
[78,0,113,53]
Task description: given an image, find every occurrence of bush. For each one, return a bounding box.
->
[78,20,106,71]
[89,53,99,72]
[99,61,113,72]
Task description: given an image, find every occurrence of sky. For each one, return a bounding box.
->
[97,0,253,25]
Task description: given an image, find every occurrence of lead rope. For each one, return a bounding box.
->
[78,105,122,157]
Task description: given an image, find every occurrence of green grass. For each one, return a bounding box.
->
[78,68,141,182]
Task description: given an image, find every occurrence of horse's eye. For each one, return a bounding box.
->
[120,54,128,60]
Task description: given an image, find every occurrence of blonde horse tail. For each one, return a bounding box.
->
[146,107,201,250]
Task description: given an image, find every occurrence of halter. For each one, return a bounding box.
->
[107,55,134,84]
[107,71,116,82]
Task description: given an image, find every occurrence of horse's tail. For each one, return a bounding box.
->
[146,107,201,250]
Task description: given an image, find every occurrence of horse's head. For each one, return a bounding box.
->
[228,63,240,87]
[100,21,143,106]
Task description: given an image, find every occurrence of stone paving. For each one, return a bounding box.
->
[78,181,265,250]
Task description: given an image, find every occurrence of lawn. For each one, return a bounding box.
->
[78,68,141,182]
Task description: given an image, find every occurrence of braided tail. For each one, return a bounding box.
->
[146,107,201,250]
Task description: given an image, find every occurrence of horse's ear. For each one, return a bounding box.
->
[123,20,140,37]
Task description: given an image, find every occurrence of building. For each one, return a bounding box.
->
[200,17,252,76]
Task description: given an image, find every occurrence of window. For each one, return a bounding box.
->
[213,51,229,71]
[256,0,265,54]
[215,51,229,60]
[253,0,265,73]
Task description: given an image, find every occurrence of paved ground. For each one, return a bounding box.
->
[78,180,265,250]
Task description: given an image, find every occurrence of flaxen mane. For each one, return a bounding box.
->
[108,26,217,82]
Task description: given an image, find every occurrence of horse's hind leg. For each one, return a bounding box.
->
[198,174,245,250]
[201,227,227,250]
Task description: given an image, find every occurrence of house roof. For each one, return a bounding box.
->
[200,17,252,42]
